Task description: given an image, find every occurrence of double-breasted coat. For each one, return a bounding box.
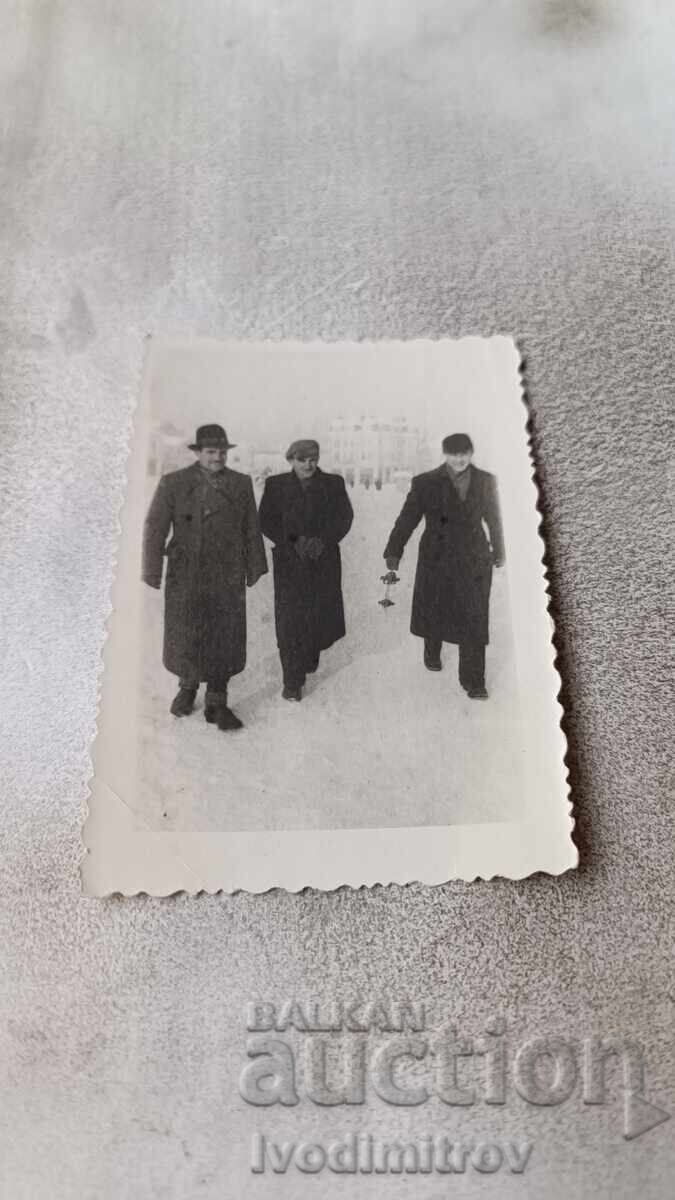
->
[383,464,504,646]
[142,463,268,681]
[258,469,354,658]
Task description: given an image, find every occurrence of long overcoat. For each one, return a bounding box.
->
[258,469,354,657]
[142,463,268,681]
[383,464,504,646]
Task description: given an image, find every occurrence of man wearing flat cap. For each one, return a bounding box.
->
[259,439,354,700]
[383,434,504,699]
[142,424,268,730]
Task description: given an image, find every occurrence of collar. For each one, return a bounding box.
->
[190,463,238,508]
[290,467,323,484]
[200,466,229,486]
[433,462,474,480]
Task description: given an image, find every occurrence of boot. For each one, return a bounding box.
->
[459,643,486,695]
[205,684,230,725]
[282,686,302,701]
[170,686,197,717]
[216,705,244,731]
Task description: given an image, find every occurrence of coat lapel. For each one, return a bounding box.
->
[435,464,460,521]
[176,464,203,517]
[437,463,475,519]
[283,468,328,537]
[463,464,479,515]
[200,466,241,517]
[285,471,308,532]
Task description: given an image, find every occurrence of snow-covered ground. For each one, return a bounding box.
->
[135,482,530,832]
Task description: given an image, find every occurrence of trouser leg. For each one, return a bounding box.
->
[179,675,200,690]
[205,677,229,706]
[424,637,442,659]
[306,646,321,673]
[279,642,306,690]
[458,641,485,691]
[423,637,443,671]
[206,677,243,729]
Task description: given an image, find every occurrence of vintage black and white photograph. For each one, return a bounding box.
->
[85,338,573,893]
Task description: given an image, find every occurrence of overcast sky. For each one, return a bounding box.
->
[147,339,511,468]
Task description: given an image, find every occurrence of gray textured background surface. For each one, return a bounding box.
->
[0,1,673,1196]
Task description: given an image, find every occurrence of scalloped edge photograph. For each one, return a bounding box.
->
[82,336,575,895]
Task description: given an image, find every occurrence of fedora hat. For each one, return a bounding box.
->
[188,424,237,451]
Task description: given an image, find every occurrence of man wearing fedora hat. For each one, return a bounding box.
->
[142,424,268,730]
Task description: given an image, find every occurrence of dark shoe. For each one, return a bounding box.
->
[170,687,197,717]
[282,686,302,701]
[216,705,244,731]
[204,704,218,724]
[424,650,442,672]
[467,686,488,700]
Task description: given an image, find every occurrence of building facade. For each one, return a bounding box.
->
[325,416,429,486]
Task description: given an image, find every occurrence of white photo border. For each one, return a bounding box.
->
[83,337,575,895]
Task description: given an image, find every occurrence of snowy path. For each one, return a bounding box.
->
[135,484,530,832]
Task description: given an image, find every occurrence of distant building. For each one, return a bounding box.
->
[252,449,288,480]
[228,442,254,473]
[326,416,430,486]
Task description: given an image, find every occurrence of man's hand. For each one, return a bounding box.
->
[492,554,504,568]
[305,537,324,560]
[385,556,400,571]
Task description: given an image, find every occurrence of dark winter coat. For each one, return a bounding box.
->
[142,463,268,681]
[383,464,504,646]
[258,469,354,656]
